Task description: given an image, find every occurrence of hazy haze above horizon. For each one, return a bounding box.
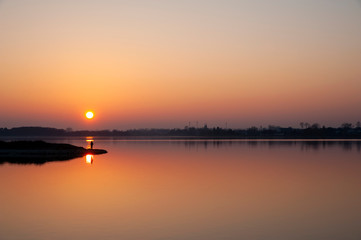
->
[1,0,360,130]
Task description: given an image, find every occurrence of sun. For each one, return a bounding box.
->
[85,111,94,119]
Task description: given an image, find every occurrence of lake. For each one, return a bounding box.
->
[1,138,361,240]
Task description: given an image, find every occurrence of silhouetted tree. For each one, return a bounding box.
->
[311,123,320,129]
[356,121,361,128]
[268,125,281,131]
[341,123,352,129]
[247,126,259,135]
[300,122,304,129]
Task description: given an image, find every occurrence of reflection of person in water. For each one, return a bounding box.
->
[90,141,94,149]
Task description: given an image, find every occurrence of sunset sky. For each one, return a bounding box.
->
[1,0,361,130]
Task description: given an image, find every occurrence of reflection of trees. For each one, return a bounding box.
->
[297,141,360,152]
[178,140,361,152]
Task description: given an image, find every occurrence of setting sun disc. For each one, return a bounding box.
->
[86,111,94,119]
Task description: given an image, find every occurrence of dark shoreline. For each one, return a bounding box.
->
[1,126,361,139]
[0,141,107,165]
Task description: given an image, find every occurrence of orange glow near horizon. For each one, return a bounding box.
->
[0,1,361,129]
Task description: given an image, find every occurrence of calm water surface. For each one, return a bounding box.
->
[1,139,361,240]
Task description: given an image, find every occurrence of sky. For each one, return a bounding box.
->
[1,0,361,130]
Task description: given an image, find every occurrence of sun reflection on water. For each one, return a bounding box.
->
[86,154,93,164]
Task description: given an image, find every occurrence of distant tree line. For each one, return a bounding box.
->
[1,122,361,139]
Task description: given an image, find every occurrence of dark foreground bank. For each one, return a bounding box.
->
[0,141,107,165]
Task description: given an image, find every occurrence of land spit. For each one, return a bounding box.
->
[0,141,107,164]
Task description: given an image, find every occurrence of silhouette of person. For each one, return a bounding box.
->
[90,141,94,149]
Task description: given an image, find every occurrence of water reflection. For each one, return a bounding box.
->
[175,140,361,152]
[85,154,94,164]
[1,138,361,240]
